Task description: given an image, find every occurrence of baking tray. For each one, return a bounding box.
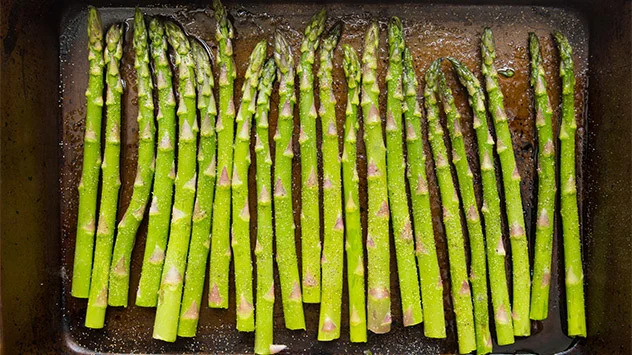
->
[1,0,631,354]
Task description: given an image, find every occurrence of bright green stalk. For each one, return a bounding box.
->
[231,41,267,332]
[481,28,531,336]
[385,17,422,327]
[438,72,492,354]
[424,59,476,354]
[273,31,305,330]
[152,21,198,342]
[401,48,446,339]
[317,23,344,341]
[136,18,177,308]
[108,10,156,307]
[447,56,515,345]
[85,24,123,329]
[361,22,391,334]
[72,6,104,299]
[208,0,236,309]
[342,44,367,343]
[529,33,557,321]
[298,9,327,304]
[254,58,279,355]
[177,40,217,337]
[553,31,586,338]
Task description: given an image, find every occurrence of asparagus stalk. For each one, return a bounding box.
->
[72,6,104,298]
[273,31,305,330]
[152,21,198,342]
[254,58,281,355]
[85,24,123,328]
[361,21,391,334]
[177,39,217,337]
[231,41,267,332]
[553,31,586,337]
[341,44,367,343]
[108,10,156,307]
[136,18,177,308]
[528,33,557,321]
[481,28,531,336]
[298,9,327,304]
[438,71,492,354]
[447,56,515,345]
[385,17,423,327]
[317,23,344,341]
[401,48,446,338]
[208,0,236,309]
[424,59,476,354]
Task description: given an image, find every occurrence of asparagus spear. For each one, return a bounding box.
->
[341,44,367,343]
[152,21,198,342]
[402,48,446,338]
[254,58,281,355]
[438,71,492,354]
[481,28,531,336]
[424,59,476,354]
[385,17,423,327]
[317,23,344,341]
[528,33,557,321]
[553,31,586,337]
[208,0,236,309]
[108,10,156,307]
[361,21,391,334]
[72,6,104,299]
[84,24,123,329]
[177,39,217,337]
[231,41,267,332]
[298,9,327,304]
[273,31,305,330]
[136,18,177,308]
[447,56,515,345]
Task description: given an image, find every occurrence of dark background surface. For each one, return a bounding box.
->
[1,0,630,354]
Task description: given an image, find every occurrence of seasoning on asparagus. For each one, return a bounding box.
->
[317,22,344,341]
[447,56,515,345]
[298,9,327,304]
[481,27,531,336]
[136,18,177,308]
[231,41,267,332]
[402,48,446,339]
[438,71,492,354]
[424,59,476,354]
[361,21,391,334]
[85,23,123,329]
[208,0,236,309]
[385,17,423,327]
[177,39,217,337]
[528,32,557,321]
[108,10,156,307]
[152,21,198,342]
[273,31,305,330]
[254,58,283,355]
[553,30,586,338]
[72,6,104,299]
[341,44,367,343]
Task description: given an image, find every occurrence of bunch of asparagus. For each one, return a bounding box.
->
[72,5,588,354]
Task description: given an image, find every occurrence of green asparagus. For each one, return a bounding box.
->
[481,28,531,336]
[553,31,586,338]
[424,59,476,354]
[72,6,104,299]
[153,21,198,342]
[298,9,327,304]
[85,23,123,329]
[108,10,156,307]
[273,31,305,330]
